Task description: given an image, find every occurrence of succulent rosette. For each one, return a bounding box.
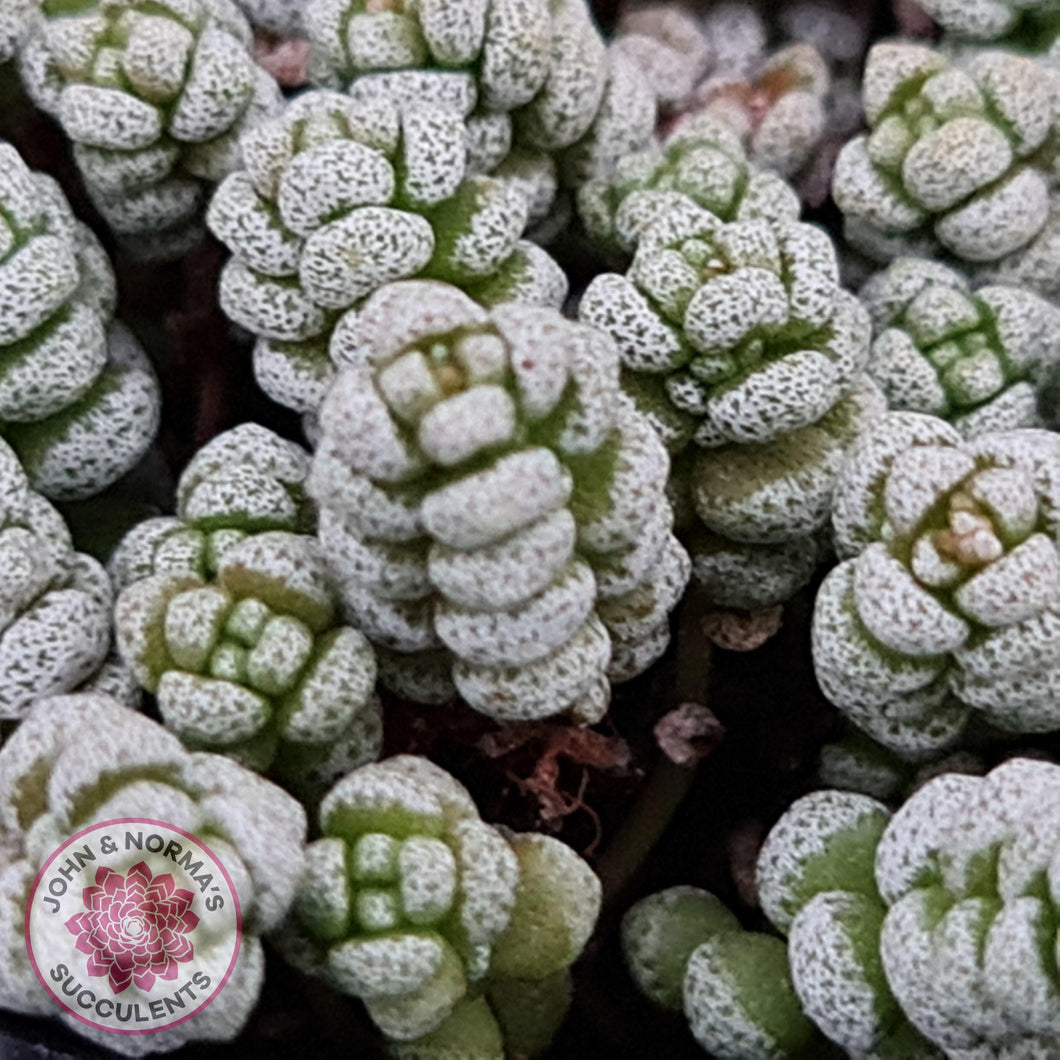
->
[207,89,567,421]
[308,279,690,721]
[752,787,943,1058]
[622,885,828,1059]
[861,258,1060,437]
[115,527,381,796]
[576,113,801,260]
[0,437,113,720]
[918,0,1060,53]
[19,0,282,258]
[611,4,713,112]
[580,202,882,609]
[0,141,160,500]
[831,43,1058,280]
[277,755,601,1052]
[814,411,1060,757]
[621,789,944,1058]
[109,423,314,590]
[692,43,830,181]
[303,0,654,187]
[654,760,1060,1058]
[0,692,306,1056]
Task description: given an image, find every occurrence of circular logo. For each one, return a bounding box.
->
[25,818,241,1036]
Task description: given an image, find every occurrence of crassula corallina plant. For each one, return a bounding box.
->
[611,4,713,113]
[831,43,1057,276]
[918,0,1060,53]
[303,0,654,189]
[622,886,827,1060]
[0,692,306,1056]
[0,437,112,720]
[18,0,280,259]
[679,761,1060,1058]
[277,755,601,1053]
[814,412,1060,757]
[861,258,1060,437]
[115,527,382,797]
[308,280,690,721]
[621,790,944,1058]
[580,203,883,610]
[576,113,801,261]
[693,43,831,181]
[0,141,160,500]
[208,90,566,421]
[109,423,314,590]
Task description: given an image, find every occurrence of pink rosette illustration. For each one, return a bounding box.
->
[64,862,199,994]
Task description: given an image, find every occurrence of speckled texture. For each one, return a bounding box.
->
[19,0,281,258]
[209,90,566,418]
[0,0,35,63]
[0,437,112,720]
[832,42,1058,289]
[751,786,940,1057]
[814,412,1060,756]
[304,0,650,195]
[0,692,306,1056]
[861,258,1060,436]
[310,280,689,723]
[307,279,686,720]
[576,112,801,260]
[109,423,314,590]
[692,43,831,179]
[875,758,1060,1056]
[0,143,160,500]
[276,754,600,1049]
[580,203,883,608]
[919,0,1060,49]
[115,529,381,798]
[642,777,968,1058]
[611,5,713,110]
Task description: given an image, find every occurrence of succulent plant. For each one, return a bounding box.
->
[303,0,654,182]
[19,0,281,258]
[277,754,600,1050]
[308,279,690,721]
[861,258,1060,437]
[700,1,768,77]
[814,411,1060,757]
[0,141,160,500]
[622,885,828,1059]
[676,759,1060,1058]
[233,0,304,35]
[0,692,306,1056]
[831,43,1058,278]
[692,43,830,180]
[0,0,34,63]
[0,436,113,720]
[577,112,801,260]
[207,89,566,420]
[817,727,984,802]
[868,758,1060,1057]
[611,4,713,112]
[622,787,950,1058]
[754,788,940,1058]
[109,423,314,590]
[918,0,1060,52]
[580,202,883,608]
[115,527,381,797]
